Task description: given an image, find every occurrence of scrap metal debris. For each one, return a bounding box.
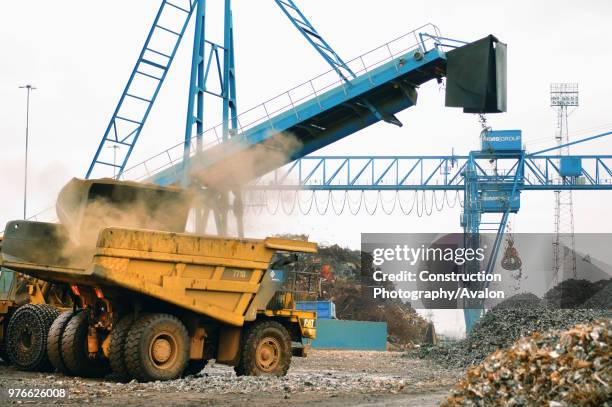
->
[544,278,612,309]
[582,280,612,309]
[416,294,609,368]
[441,319,611,407]
[492,292,540,310]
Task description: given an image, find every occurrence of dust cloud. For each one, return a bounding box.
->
[186,131,305,236]
[189,131,303,190]
[55,178,193,264]
[45,130,304,262]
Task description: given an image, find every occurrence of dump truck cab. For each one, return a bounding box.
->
[0,179,318,381]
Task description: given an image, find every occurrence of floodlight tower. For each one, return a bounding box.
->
[550,83,579,279]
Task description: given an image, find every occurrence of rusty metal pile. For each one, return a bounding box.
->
[581,280,612,309]
[544,278,612,309]
[417,302,608,368]
[417,275,612,368]
[442,319,611,407]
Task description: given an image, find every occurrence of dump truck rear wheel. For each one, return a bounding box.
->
[235,320,291,377]
[125,313,189,382]
[47,310,78,375]
[109,315,134,381]
[61,312,109,378]
[6,304,59,371]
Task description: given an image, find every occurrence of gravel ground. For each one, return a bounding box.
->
[0,350,461,406]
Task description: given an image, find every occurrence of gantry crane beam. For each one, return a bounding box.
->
[245,154,612,191]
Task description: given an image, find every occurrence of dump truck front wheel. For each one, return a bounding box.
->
[61,312,109,378]
[6,304,59,371]
[235,320,291,377]
[47,310,78,374]
[125,313,189,382]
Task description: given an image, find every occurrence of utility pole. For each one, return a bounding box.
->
[19,84,36,220]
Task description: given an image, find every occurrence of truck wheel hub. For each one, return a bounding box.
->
[150,334,175,366]
[19,330,33,351]
[256,337,280,371]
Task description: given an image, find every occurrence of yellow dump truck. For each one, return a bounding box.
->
[0,179,318,381]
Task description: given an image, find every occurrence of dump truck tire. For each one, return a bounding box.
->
[109,315,134,381]
[235,320,291,377]
[125,313,189,382]
[47,310,78,375]
[6,304,59,371]
[61,312,109,378]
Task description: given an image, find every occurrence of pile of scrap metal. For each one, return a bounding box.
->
[544,278,612,309]
[441,319,611,406]
[417,293,608,368]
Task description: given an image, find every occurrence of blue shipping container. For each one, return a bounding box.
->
[309,319,387,351]
[295,300,336,319]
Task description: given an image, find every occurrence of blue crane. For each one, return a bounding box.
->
[243,129,612,331]
[87,0,449,181]
[87,0,505,235]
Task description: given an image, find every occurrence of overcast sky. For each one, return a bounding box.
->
[2,1,612,336]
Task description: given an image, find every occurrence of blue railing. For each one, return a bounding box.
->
[118,24,448,182]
